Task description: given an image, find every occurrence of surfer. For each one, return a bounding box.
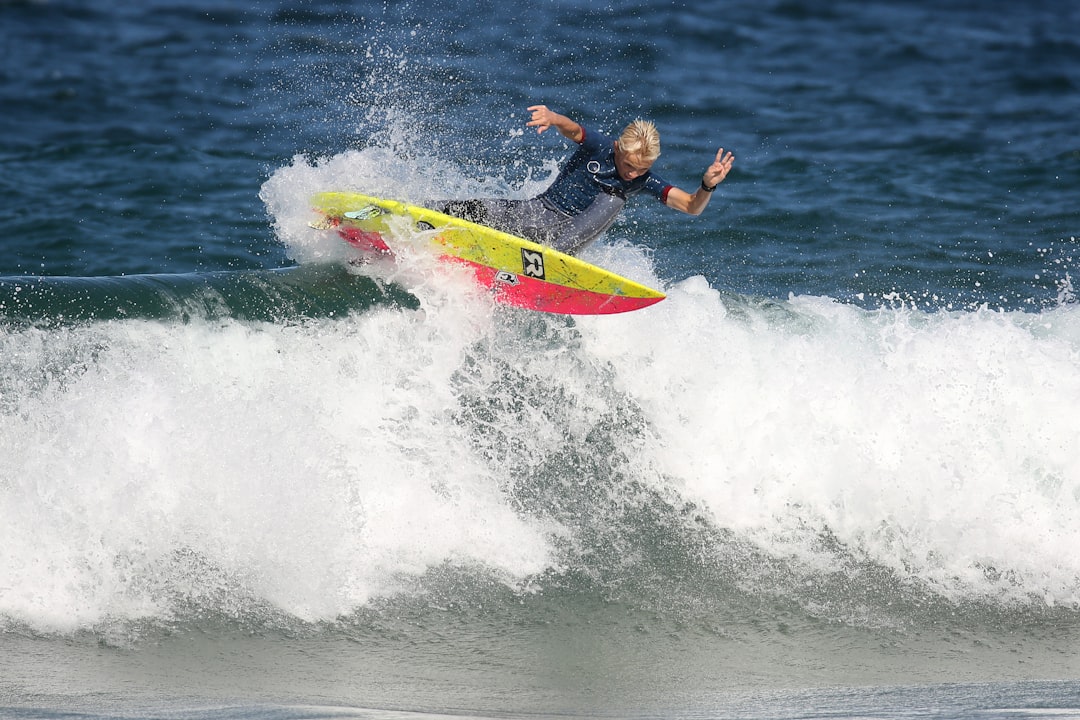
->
[439,104,734,255]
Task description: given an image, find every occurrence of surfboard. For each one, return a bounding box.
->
[309,191,665,315]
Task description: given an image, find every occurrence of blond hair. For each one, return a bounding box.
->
[618,119,661,162]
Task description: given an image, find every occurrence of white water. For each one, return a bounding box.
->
[579,280,1080,607]
[2,151,1079,634]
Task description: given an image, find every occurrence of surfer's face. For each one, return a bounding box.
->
[614,142,653,181]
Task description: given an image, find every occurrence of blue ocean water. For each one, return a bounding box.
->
[2,0,1080,718]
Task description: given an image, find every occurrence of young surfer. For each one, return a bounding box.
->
[440,104,735,255]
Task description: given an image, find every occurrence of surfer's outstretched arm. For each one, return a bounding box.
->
[663,147,735,216]
[526,105,585,143]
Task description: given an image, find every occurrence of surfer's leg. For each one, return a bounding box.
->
[550,193,625,255]
[503,199,572,246]
[440,199,492,224]
[440,199,539,236]
[439,198,572,247]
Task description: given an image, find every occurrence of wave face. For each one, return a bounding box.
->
[3,265,1079,633]
[0,266,418,327]
[4,261,1080,714]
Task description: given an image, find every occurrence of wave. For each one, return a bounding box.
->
[2,264,1079,638]
[3,146,1079,640]
[0,264,418,327]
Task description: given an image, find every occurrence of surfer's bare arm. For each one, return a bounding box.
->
[526,105,585,143]
[664,147,734,215]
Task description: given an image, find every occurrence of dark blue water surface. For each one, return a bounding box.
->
[3,2,1080,718]
[3,0,1077,306]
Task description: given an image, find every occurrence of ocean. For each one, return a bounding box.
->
[2,0,1079,718]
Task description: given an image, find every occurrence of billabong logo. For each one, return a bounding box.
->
[521,249,545,279]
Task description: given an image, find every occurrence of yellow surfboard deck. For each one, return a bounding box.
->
[311,191,665,315]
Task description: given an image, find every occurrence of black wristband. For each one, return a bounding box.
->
[701,179,717,193]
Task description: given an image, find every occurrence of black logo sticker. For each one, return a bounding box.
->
[495,270,520,286]
[521,249,545,279]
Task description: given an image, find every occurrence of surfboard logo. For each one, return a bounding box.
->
[495,270,520,286]
[521,249,545,280]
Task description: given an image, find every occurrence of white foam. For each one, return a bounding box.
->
[0,312,555,631]
[579,288,1080,606]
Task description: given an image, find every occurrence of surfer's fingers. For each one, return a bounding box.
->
[712,151,734,174]
[526,105,552,132]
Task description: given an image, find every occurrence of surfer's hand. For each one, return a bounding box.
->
[704,148,735,187]
[527,105,555,133]
[526,105,585,143]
